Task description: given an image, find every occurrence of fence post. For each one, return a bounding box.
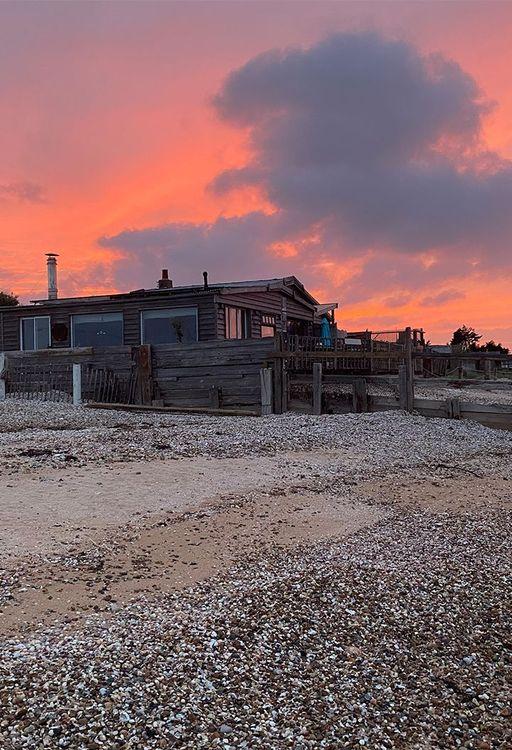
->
[209,385,221,409]
[260,367,273,416]
[352,377,368,413]
[398,364,408,410]
[312,362,322,415]
[0,353,6,402]
[72,363,82,405]
[132,345,153,405]
[404,327,415,412]
[446,397,461,420]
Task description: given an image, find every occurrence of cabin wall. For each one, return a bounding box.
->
[216,290,315,338]
[0,293,217,351]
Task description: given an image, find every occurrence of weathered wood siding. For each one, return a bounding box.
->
[216,290,315,337]
[3,339,276,412]
[152,339,275,409]
[0,292,217,351]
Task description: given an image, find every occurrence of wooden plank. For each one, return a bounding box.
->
[460,401,512,415]
[86,402,259,417]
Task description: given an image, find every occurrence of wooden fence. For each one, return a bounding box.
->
[0,339,276,413]
[287,367,512,430]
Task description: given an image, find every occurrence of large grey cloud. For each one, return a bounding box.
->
[100,32,512,292]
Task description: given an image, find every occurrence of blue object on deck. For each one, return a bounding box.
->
[320,314,332,347]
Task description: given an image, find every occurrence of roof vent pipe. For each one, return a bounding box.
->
[158,269,173,289]
[203,271,208,290]
[46,253,59,300]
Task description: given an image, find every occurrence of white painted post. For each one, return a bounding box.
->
[72,363,82,406]
[0,353,6,402]
[260,367,273,416]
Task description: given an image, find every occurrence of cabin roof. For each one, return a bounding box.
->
[6,275,321,310]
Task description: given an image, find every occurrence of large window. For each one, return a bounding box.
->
[141,307,198,345]
[71,312,123,347]
[225,306,250,339]
[21,316,50,351]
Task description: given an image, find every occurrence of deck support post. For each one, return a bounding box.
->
[0,353,6,402]
[404,327,415,412]
[72,363,82,406]
[312,362,322,415]
[352,377,368,413]
[260,367,273,416]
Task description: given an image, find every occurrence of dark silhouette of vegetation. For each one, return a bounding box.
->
[476,340,509,355]
[450,325,481,350]
[0,291,19,307]
[450,326,509,354]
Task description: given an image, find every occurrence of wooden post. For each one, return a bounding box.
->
[352,377,368,413]
[260,367,273,416]
[404,327,414,412]
[312,362,322,415]
[281,367,288,413]
[484,358,492,381]
[451,397,461,419]
[272,335,284,414]
[0,353,6,402]
[209,386,221,409]
[72,363,82,405]
[132,345,153,406]
[398,364,408,410]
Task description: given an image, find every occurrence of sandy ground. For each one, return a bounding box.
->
[1,444,510,638]
[0,450,384,636]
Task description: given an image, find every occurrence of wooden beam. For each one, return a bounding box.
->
[86,402,259,417]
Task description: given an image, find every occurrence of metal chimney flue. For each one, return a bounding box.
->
[203,271,209,290]
[158,269,173,289]
[46,253,59,300]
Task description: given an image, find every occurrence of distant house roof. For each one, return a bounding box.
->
[427,345,452,354]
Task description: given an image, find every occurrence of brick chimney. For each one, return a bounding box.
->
[158,269,173,289]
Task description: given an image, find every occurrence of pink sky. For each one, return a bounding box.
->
[0,1,511,346]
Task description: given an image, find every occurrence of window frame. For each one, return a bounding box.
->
[224,306,251,339]
[70,311,124,349]
[140,306,199,345]
[20,316,51,351]
[261,313,277,338]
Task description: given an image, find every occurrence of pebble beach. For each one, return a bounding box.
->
[0,400,511,749]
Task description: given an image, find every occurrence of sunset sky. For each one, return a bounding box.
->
[1,0,511,346]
